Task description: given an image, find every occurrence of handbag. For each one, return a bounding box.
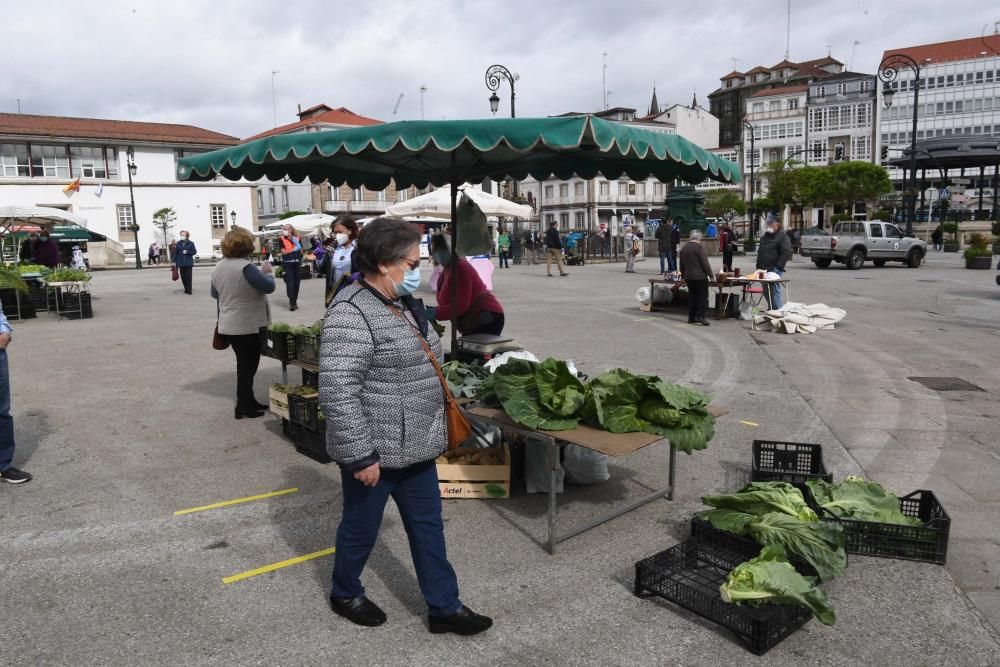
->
[171,265,179,281]
[212,325,230,350]
[389,305,472,450]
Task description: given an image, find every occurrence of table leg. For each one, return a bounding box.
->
[668,444,676,500]
[546,435,559,555]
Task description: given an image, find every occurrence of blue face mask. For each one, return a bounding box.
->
[394,267,421,296]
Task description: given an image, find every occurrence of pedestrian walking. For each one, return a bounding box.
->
[655,220,671,274]
[168,239,177,264]
[669,219,681,272]
[173,230,197,294]
[522,229,538,265]
[719,222,737,272]
[544,221,568,277]
[319,218,493,636]
[496,227,511,268]
[279,223,303,311]
[0,302,31,485]
[755,217,792,310]
[679,229,712,326]
[148,243,158,266]
[157,243,165,265]
[931,226,943,251]
[624,225,639,273]
[210,227,276,420]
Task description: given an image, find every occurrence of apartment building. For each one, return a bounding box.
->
[0,112,251,265]
[806,72,878,165]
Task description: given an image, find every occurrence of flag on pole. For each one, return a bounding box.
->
[95,181,104,198]
[63,178,81,193]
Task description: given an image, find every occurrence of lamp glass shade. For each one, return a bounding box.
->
[882,84,895,108]
[489,92,500,114]
[129,163,138,177]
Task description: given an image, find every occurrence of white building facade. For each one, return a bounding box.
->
[0,113,253,266]
[807,72,878,166]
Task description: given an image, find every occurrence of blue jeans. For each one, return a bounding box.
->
[658,251,668,273]
[332,460,461,617]
[0,350,14,471]
[667,249,678,272]
[766,267,786,310]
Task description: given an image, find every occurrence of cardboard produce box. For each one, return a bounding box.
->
[269,385,317,421]
[436,444,510,499]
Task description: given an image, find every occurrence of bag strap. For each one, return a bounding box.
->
[387,304,457,404]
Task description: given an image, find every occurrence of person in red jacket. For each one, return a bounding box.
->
[430,235,504,336]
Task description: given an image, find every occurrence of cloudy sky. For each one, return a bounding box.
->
[3,0,996,139]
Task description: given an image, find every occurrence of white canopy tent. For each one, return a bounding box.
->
[384,185,532,220]
[262,213,334,237]
[0,206,88,233]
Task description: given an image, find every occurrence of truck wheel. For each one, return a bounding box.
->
[906,250,923,268]
[846,249,865,270]
[873,259,886,267]
[813,258,832,268]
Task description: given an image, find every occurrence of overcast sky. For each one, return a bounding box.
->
[3,1,996,139]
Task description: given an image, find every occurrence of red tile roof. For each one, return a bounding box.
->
[882,34,1000,66]
[798,56,842,67]
[245,106,382,141]
[751,84,809,98]
[720,71,745,80]
[745,66,770,75]
[769,60,797,70]
[0,112,239,146]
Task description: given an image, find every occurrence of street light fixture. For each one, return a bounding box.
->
[488,92,500,115]
[230,210,237,227]
[879,53,923,237]
[742,118,756,241]
[485,64,522,261]
[125,146,142,269]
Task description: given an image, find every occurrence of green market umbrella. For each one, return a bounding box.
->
[178,115,741,349]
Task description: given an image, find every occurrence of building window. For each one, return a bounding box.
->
[837,83,847,95]
[545,213,555,225]
[654,182,664,198]
[544,185,554,199]
[69,146,109,179]
[769,100,781,112]
[281,186,289,210]
[396,187,407,202]
[0,143,30,177]
[628,183,637,196]
[117,204,134,231]
[752,102,764,113]
[376,189,386,202]
[257,189,263,210]
[269,189,276,211]
[210,204,227,229]
[618,182,628,196]
[860,80,871,93]
[599,181,610,196]
[636,182,645,197]
[559,212,569,229]
[574,182,584,197]
[353,188,363,201]
[330,185,340,201]
[787,99,799,110]
[30,145,70,178]
[817,85,826,97]
[559,183,569,198]
[575,212,585,227]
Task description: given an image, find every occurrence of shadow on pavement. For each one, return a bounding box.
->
[12,410,50,466]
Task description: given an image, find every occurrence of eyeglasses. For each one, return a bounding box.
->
[399,257,421,271]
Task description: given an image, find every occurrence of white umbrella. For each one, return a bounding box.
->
[384,185,532,220]
[0,205,88,232]
[262,213,334,237]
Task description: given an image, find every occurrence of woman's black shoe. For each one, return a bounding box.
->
[329,596,387,627]
[428,605,493,635]
[235,406,265,419]
[252,399,269,411]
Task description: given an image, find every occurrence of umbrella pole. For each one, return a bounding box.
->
[449,180,459,355]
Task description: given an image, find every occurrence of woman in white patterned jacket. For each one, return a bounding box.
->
[319,218,492,637]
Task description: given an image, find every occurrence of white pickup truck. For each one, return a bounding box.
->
[799,220,927,270]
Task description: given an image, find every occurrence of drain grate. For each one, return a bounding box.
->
[908,376,984,392]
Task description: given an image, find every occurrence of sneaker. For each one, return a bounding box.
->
[0,467,32,484]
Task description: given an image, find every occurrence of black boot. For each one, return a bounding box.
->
[428,605,493,636]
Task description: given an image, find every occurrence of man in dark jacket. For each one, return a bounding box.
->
[654,221,671,274]
[755,217,792,309]
[173,230,197,295]
[679,230,713,326]
[32,232,61,269]
[544,221,568,277]
[669,219,681,272]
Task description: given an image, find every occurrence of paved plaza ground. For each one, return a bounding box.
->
[3,249,1000,665]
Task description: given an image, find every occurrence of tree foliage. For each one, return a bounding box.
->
[759,161,891,214]
[824,161,891,213]
[702,189,747,222]
[279,210,309,220]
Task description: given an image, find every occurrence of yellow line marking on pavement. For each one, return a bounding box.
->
[633,317,655,321]
[222,547,336,584]
[173,488,299,516]
[740,420,760,427]
[674,323,689,328]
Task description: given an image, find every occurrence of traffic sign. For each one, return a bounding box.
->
[598,222,607,231]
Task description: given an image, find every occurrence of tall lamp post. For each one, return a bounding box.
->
[230,210,237,228]
[125,146,142,269]
[742,118,756,241]
[879,53,922,237]
[485,64,522,261]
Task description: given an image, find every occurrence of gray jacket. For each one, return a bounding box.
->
[319,281,447,471]
[210,258,274,335]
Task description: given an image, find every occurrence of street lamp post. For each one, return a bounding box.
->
[742,119,756,241]
[126,146,142,269]
[879,53,922,237]
[485,64,522,262]
[230,210,237,228]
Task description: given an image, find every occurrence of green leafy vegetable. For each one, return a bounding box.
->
[493,359,578,430]
[268,322,292,333]
[745,512,846,582]
[806,477,921,526]
[442,360,489,398]
[702,482,818,523]
[46,268,90,282]
[720,545,836,625]
[534,358,585,417]
[0,267,29,293]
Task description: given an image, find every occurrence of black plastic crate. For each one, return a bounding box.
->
[295,333,321,366]
[813,490,949,564]
[301,368,319,388]
[259,327,296,362]
[635,539,813,655]
[690,518,822,579]
[751,440,833,486]
[288,393,322,431]
[289,421,330,464]
[61,293,93,319]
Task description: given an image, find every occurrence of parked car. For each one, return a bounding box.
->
[799,220,927,270]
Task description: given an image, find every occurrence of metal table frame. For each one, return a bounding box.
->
[46,281,90,320]
[734,278,791,330]
[470,413,676,554]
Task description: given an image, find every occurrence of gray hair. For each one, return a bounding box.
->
[354,217,421,275]
[689,229,703,242]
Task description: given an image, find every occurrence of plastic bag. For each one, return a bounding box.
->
[563,445,610,485]
[524,433,564,494]
[484,350,540,373]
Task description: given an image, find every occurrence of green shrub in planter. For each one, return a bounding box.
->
[964,234,992,268]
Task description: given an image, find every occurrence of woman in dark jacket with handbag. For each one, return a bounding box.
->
[319,218,492,636]
[211,227,276,418]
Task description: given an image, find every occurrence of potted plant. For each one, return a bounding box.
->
[963,233,993,269]
[941,223,960,252]
[992,220,1000,256]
